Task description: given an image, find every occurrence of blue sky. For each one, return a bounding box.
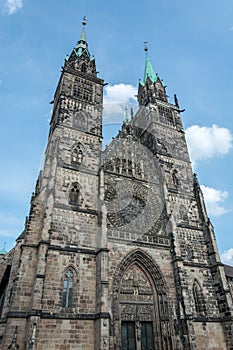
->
[0,0,233,263]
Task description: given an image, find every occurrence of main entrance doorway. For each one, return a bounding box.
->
[113,252,174,349]
[121,321,154,350]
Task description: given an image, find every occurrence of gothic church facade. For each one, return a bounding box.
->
[0,21,233,350]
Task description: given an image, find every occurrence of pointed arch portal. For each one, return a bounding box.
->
[112,249,173,350]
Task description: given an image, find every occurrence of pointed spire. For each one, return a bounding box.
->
[125,106,130,123]
[143,42,157,84]
[75,16,90,57]
[79,17,87,42]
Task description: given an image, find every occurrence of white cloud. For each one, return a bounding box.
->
[221,248,233,265]
[103,83,138,123]
[4,0,23,15]
[185,124,233,164]
[201,185,228,217]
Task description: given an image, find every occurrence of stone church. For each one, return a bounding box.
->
[0,20,233,350]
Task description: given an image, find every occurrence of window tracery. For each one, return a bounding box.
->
[73,111,86,130]
[69,182,81,205]
[71,144,84,165]
[104,157,143,179]
[73,78,93,102]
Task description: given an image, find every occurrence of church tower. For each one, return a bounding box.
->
[0,19,106,349]
[0,22,233,350]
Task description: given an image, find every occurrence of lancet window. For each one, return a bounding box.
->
[185,245,192,261]
[62,269,74,308]
[193,280,207,315]
[69,182,81,205]
[71,144,84,165]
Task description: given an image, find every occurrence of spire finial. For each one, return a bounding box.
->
[142,42,157,84]
[125,106,129,123]
[144,41,148,52]
[82,16,87,26]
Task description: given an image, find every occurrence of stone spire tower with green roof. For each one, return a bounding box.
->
[138,45,168,106]
[0,19,107,350]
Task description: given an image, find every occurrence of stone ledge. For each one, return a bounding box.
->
[6,310,110,320]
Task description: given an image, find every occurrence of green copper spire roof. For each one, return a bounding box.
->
[79,26,87,42]
[140,44,157,86]
[143,49,157,84]
[75,17,90,57]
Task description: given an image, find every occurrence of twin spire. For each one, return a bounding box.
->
[69,19,170,107]
[73,18,158,86]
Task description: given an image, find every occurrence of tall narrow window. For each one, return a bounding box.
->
[185,245,192,261]
[62,269,74,308]
[69,182,80,205]
[72,145,83,165]
[81,63,87,73]
[193,280,206,315]
[179,205,188,222]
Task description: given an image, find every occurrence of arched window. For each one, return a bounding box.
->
[0,264,11,319]
[179,205,188,222]
[68,228,79,245]
[73,111,86,130]
[71,144,83,165]
[185,245,192,260]
[62,269,74,308]
[193,280,207,315]
[106,159,114,172]
[172,169,179,188]
[81,63,87,73]
[69,182,80,205]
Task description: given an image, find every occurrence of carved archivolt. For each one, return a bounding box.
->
[113,249,168,317]
[112,249,174,349]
